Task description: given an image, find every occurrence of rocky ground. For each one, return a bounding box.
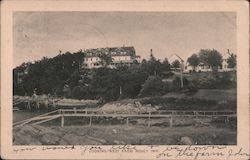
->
[13,124,236,145]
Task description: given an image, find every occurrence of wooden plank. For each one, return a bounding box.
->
[61,115,64,127]
[170,116,173,128]
[14,115,60,127]
[148,112,151,127]
[89,116,92,126]
[62,113,236,118]
[33,115,61,125]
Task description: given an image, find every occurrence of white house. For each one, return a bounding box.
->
[183,52,236,73]
[82,46,141,69]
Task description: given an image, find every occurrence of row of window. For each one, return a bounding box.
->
[85,56,131,62]
[88,62,133,67]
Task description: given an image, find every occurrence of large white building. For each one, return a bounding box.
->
[82,46,141,69]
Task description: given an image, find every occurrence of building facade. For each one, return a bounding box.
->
[82,46,141,69]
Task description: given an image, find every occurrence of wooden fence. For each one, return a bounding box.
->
[13,109,236,129]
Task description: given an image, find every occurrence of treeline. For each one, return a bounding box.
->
[14,50,84,96]
[13,52,173,101]
[13,48,237,102]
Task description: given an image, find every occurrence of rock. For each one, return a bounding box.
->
[114,140,126,145]
[40,133,60,145]
[180,136,194,145]
[61,134,102,145]
[59,139,70,145]
[13,132,42,145]
[135,101,142,107]
[86,136,107,144]
[112,129,117,134]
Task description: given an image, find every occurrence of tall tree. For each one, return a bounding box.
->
[198,49,222,71]
[187,54,199,70]
[227,53,237,68]
[171,60,180,69]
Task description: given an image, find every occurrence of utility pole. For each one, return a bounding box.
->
[174,54,184,88]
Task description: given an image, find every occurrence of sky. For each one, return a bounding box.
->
[13,12,236,67]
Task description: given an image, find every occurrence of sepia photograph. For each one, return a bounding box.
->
[1,0,249,160]
[12,11,237,145]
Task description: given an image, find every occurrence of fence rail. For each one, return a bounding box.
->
[13,109,236,128]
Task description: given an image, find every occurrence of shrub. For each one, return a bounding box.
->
[169,77,189,92]
[138,76,164,97]
[71,85,89,100]
[186,80,198,95]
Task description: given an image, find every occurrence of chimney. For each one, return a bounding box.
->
[150,49,153,55]
[227,49,230,54]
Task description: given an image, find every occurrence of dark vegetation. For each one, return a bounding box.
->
[13,49,236,102]
[140,97,236,111]
[14,51,171,101]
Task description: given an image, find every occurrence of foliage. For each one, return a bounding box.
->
[138,76,164,97]
[171,60,180,69]
[140,96,234,111]
[141,54,170,76]
[187,54,199,69]
[170,77,189,91]
[198,49,222,71]
[227,53,237,68]
[13,48,235,101]
[13,50,85,96]
[195,72,235,89]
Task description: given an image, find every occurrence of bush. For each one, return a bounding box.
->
[196,72,235,89]
[169,77,189,92]
[186,80,198,95]
[71,85,89,100]
[139,76,164,97]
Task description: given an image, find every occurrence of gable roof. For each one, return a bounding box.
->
[84,46,136,57]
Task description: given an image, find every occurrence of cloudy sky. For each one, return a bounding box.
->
[13,12,236,67]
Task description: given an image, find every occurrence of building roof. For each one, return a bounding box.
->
[84,46,136,57]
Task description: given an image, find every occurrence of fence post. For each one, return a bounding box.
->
[89,116,92,126]
[148,112,151,127]
[170,116,173,128]
[61,111,64,127]
[27,100,31,110]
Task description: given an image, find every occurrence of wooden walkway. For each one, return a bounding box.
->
[13,109,236,128]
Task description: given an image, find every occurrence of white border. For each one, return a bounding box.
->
[1,0,249,159]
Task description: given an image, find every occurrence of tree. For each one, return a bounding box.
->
[141,54,162,76]
[172,60,180,69]
[227,53,237,68]
[138,76,164,97]
[187,54,199,70]
[162,58,171,71]
[198,49,222,71]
